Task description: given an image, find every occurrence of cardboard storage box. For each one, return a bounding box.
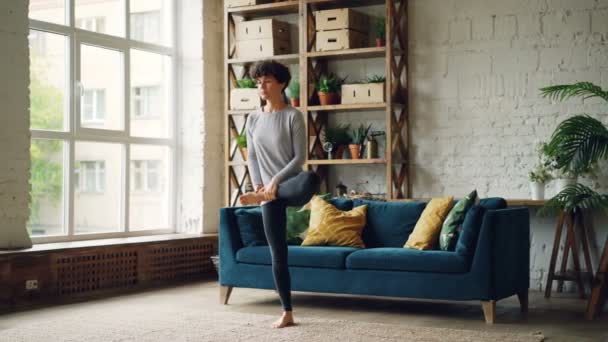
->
[235,19,290,41]
[341,83,385,104]
[314,8,368,32]
[236,38,290,58]
[230,88,261,110]
[316,29,366,51]
[225,0,272,8]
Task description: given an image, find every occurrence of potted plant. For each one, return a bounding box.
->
[528,164,552,200]
[316,73,347,106]
[539,82,608,214]
[287,79,300,107]
[349,124,372,159]
[375,17,386,47]
[236,133,247,160]
[323,123,351,159]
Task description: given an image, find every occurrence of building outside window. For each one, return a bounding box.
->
[82,89,106,123]
[75,161,106,193]
[132,86,160,119]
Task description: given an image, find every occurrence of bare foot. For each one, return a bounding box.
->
[239,192,265,205]
[272,311,295,329]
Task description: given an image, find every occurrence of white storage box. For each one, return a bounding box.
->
[230,88,261,110]
[316,29,366,51]
[236,38,290,58]
[225,0,272,8]
[314,8,368,32]
[235,19,290,41]
[341,83,385,104]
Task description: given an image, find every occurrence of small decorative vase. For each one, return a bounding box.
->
[318,91,339,105]
[375,38,385,47]
[349,144,361,159]
[530,181,545,200]
[556,177,577,193]
[290,98,300,107]
[241,147,248,161]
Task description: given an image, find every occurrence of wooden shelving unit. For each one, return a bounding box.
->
[224,0,409,206]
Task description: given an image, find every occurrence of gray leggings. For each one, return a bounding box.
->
[261,171,321,311]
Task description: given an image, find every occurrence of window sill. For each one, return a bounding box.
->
[0,233,218,256]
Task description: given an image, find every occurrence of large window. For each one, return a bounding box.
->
[28,0,175,242]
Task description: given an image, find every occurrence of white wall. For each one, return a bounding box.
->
[0,0,31,246]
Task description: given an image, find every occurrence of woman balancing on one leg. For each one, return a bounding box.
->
[239,60,320,329]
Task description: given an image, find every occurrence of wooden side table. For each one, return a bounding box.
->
[544,210,594,299]
[586,237,608,320]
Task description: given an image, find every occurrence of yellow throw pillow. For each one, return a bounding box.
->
[404,197,454,250]
[301,196,367,248]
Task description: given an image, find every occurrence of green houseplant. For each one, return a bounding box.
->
[367,75,386,83]
[324,123,351,159]
[287,79,300,107]
[236,133,247,160]
[375,17,386,47]
[236,77,256,88]
[539,82,608,214]
[316,73,347,106]
[349,124,372,159]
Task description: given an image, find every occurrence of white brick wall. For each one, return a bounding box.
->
[332,0,608,291]
[0,0,31,244]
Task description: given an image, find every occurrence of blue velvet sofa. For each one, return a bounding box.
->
[219,197,530,323]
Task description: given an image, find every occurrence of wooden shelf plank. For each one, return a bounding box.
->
[227,107,302,115]
[228,161,248,166]
[307,103,387,112]
[307,47,386,59]
[227,53,299,65]
[306,159,386,165]
[306,0,386,9]
[507,199,547,207]
[226,1,299,16]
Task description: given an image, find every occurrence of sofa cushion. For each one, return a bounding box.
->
[479,197,507,210]
[302,196,368,248]
[404,197,454,250]
[353,199,426,248]
[346,248,469,273]
[236,246,360,269]
[439,190,477,251]
[234,207,266,247]
[455,205,487,257]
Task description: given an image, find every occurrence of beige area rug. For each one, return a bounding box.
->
[0,308,545,342]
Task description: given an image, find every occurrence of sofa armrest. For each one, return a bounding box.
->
[219,207,245,267]
[471,207,530,300]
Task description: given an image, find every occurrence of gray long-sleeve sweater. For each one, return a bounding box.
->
[246,106,306,186]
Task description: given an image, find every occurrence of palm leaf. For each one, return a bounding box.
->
[544,115,608,173]
[540,183,608,215]
[540,82,608,102]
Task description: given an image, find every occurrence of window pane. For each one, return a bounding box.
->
[75,0,124,37]
[130,49,171,138]
[130,0,172,46]
[80,45,123,130]
[75,142,122,234]
[129,145,170,230]
[29,0,66,25]
[29,30,67,131]
[28,139,66,237]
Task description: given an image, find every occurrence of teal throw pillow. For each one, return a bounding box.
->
[234,207,267,247]
[439,190,477,251]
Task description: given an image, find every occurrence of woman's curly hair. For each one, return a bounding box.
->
[249,60,291,92]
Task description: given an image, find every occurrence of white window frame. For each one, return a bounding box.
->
[29,0,177,243]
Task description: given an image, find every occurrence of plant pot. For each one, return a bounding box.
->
[349,144,361,159]
[375,38,385,47]
[555,177,577,193]
[530,181,545,200]
[240,147,248,161]
[334,145,346,159]
[318,91,339,106]
[290,98,300,107]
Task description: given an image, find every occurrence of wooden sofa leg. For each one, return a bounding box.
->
[517,291,529,315]
[481,300,496,324]
[220,285,233,305]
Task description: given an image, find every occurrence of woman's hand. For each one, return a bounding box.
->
[255,184,265,193]
[263,178,279,201]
